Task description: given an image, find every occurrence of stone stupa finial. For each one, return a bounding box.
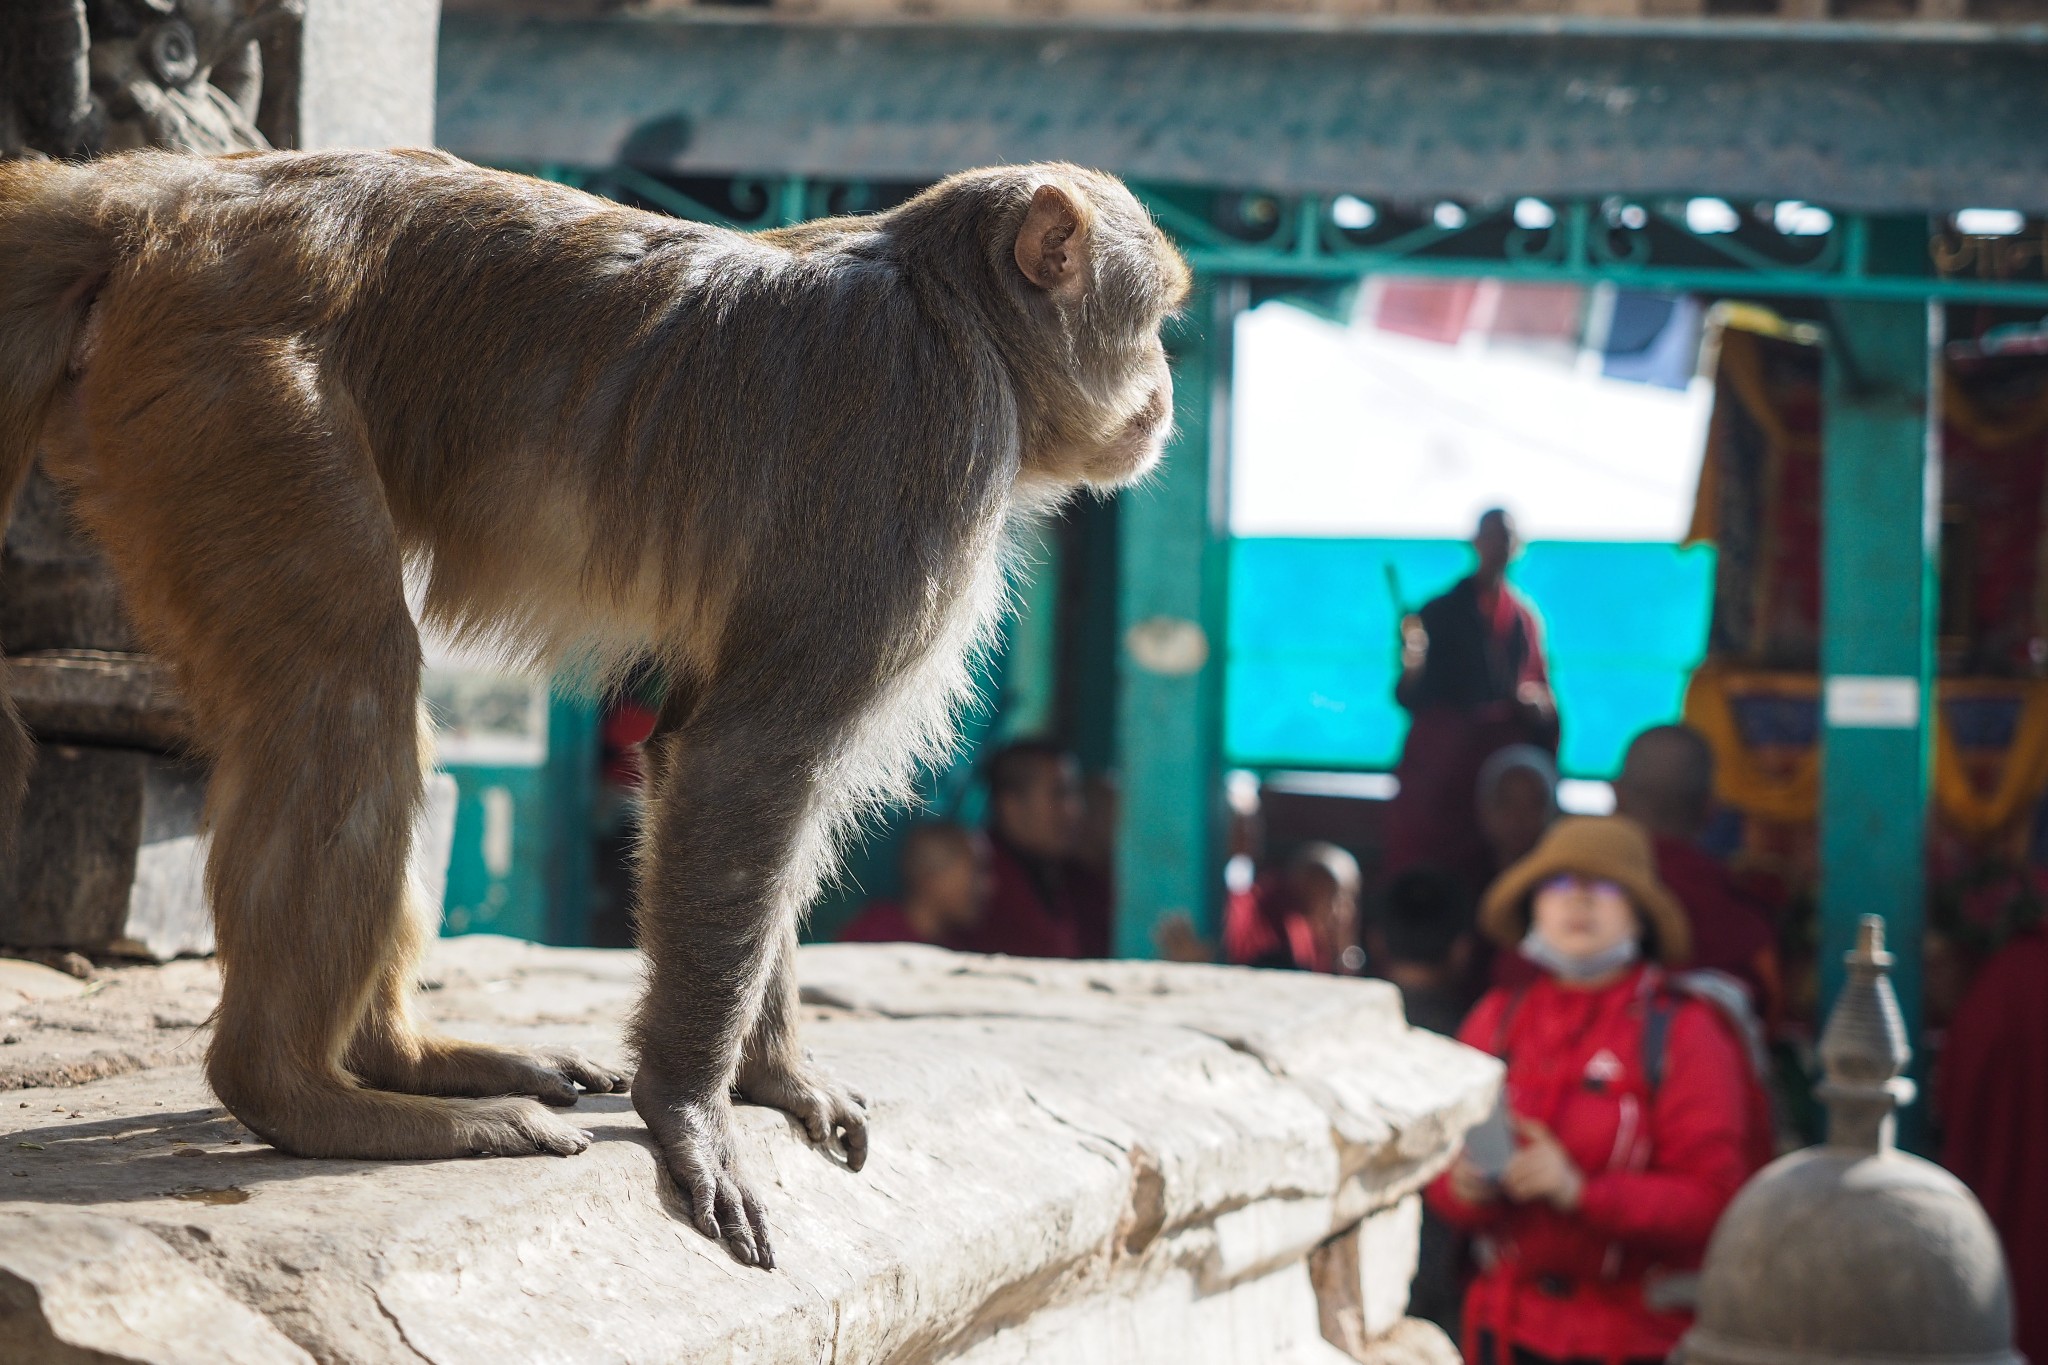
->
[1679,913,2020,1365]
[1815,914,1916,1153]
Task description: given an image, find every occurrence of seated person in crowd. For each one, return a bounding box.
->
[1428,817,1758,1365]
[954,739,1113,959]
[1476,744,1558,894]
[1376,868,1475,1037]
[1612,724,1782,1027]
[1470,745,1562,992]
[840,821,989,947]
[1223,842,1364,975]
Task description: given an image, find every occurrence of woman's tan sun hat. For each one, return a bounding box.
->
[1478,815,1692,966]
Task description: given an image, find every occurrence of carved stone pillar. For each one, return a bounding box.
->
[0,0,443,957]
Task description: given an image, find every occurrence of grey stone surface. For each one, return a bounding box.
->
[0,957,93,1010]
[0,957,220,1091]
[0,471,137,656]
[0,939,1499,1364]
[294,0,441,150]
[8,651,191,752]
[0,1210,314,1365]
[0,762,459,961]
[0,746,208,958]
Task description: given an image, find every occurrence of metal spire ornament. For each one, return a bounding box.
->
[1678,916,2020,1365]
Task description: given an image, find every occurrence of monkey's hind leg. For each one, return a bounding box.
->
[347,938,632,1106]
[198,660,592,1159]
[346,886,632,1103]
[75,343,592,1161]
[344,713,632,1106]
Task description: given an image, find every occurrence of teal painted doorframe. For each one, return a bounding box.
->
[1818,300,1939,1110]
[1113,280,1244,958]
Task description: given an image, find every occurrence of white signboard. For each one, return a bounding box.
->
[1824,675,1922,730]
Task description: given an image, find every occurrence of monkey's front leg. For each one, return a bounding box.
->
[734,919,869,1171]
[629,729,847,1268]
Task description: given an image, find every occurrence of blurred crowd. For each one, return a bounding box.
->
[814,505,2044,1365]
[840,739,1113,960]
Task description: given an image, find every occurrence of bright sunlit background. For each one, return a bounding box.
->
[1224,279,1720,782]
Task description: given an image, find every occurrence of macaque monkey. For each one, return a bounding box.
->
[0,149,1189,1265]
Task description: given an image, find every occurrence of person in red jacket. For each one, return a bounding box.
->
[1428,817,1754,1365]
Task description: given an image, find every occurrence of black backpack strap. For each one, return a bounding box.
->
[1492,986,1529,1060]
[1641,991,1678,1096]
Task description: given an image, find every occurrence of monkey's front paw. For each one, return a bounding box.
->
[635,1090,775,1268]
[736,1052,869,1173]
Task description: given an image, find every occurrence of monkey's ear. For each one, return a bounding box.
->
[1014,184,1087,294]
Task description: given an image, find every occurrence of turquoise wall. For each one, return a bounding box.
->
[1225,538,1716,779]
[440,695,599,942]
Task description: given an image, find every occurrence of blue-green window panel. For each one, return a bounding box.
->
[1225,538,1716,780]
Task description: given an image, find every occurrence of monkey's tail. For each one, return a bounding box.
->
[0,155,113,848]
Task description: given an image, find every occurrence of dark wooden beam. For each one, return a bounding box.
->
[438,12,2048,214]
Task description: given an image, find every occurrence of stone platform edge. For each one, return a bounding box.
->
[0,938,1499,1364]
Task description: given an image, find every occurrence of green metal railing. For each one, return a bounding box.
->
[526,164,2048,306]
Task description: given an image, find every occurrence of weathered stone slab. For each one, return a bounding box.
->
[0,957,92,1010]
[0,760,460,961]
[292,0,442,151]
[0,955,220,1092]
[0,471,136,655]
[1312,1195,1426,1356]
[797,945,1498,1206]
[1,746,208,958]
[8,651,191,751]
[0,939,1499,1365]
[0,1210,314,1365]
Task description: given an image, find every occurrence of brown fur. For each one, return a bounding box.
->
[0,149,1188,1264]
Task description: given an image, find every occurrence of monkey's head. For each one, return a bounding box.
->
[902,164,1192,494]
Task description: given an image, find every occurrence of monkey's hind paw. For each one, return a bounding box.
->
[459,1097,594,1157]
[736,1056,869,1173]
[526,1046,632,1106]
[351,1038,631,1108]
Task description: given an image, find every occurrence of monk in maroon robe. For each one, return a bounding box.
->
[1222,843,1362,975]
[840,821,990,948]
[1941,924,2048,1365]
[1612,724,1783,1025]
[1386,508,1559,882]
[954,740,1112,959]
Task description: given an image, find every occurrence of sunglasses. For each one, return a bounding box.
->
[1538,874,1626,900]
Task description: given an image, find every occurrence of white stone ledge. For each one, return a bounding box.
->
[0,939,1498,1364]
